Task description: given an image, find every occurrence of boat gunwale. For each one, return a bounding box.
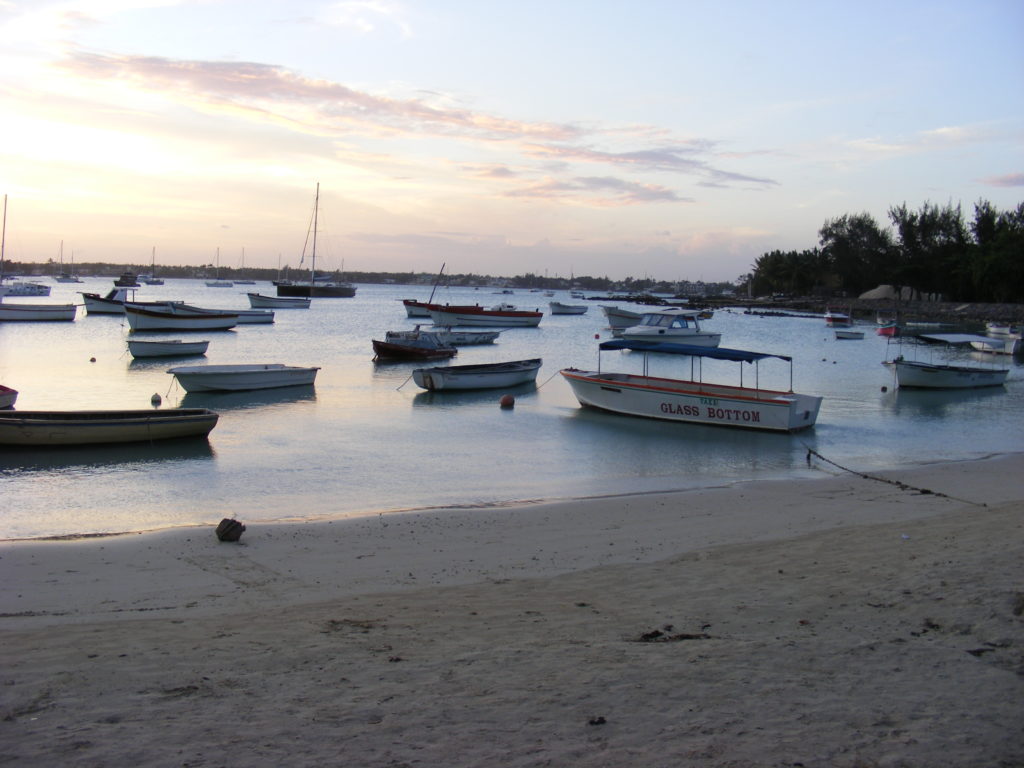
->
[560,368,805,405]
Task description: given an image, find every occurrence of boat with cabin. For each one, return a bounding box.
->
[616,307,721,347]
[561,339,823,432]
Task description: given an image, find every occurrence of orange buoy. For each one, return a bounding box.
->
[499,394,515,408]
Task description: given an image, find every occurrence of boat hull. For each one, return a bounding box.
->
[883,360,1008,389]
[403,300,482,318]
[0,303,77,321]
[617,329,721,346]
[167,364,320,392]
[126,306,238,331]
[128,340,210,358]
[277,282,356,298]
[0,408,219,446]
[247,293,311,309]
[372,339,457,361]
[412,359,542,391]
[549,302,588,315]
[560,369,822,432]
[834,330,864,340]
[428,308,542,327]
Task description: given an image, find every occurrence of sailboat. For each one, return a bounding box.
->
[205,248,233,287]
[53,241,83,282]
[276,184,356,298]
[233,248,255,284]
[141,247,164,285]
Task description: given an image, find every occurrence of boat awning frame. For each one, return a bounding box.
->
[598,339,791,364]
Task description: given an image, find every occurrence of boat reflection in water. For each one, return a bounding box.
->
[410,380,538,409]
[180,383,317,412]
[0,437,215,471]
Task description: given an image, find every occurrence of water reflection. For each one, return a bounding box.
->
[179,384,317,411]
[411,381,539,408]
[0,437,215,471]
[881,385,1007,418]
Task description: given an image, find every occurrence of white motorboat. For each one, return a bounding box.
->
[616,307,721,347]
[883,357,1008,389]
[2,280,51,296]
[549,301,588,315]
[167,363,320,392]
[247,293,311,309]
[427,303,543,327]
[386,326,499,346]
[412,358,542,391]
[561,339,823,432]
[0,384,17,409]
[82,288,180,315]
[0,302,77,321]
[0,408,219,446]
[126,306,238,332]
[127,339,210,358]
[600,305,644,329]
[834,329,865,340]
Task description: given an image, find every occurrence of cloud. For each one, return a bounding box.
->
[57,51,583,142]
[505,176,691,206]
[979,172,1024,188]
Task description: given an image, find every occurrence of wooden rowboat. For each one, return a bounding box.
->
[0,408,219,446]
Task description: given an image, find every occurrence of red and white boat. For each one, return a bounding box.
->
[427,303,543,328]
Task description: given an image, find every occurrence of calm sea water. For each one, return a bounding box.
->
[1,278,1021,539]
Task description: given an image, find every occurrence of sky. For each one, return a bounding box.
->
[0,0,1021,283]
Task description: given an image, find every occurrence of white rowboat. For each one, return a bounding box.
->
[882,358,1008,389]
[412,358,542,391]
[126,306,238,332]
[127,339,210,358]
[427,303,542,327]
[0,302,77,321]
[167,363,320,392]
[247,293,311,309]
[549,301,588,315]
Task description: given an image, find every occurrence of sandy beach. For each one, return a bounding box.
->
[2,454,1022,767]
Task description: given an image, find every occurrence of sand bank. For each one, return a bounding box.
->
[2,454,1022,766]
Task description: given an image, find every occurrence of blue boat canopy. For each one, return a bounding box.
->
[598,339,791,363]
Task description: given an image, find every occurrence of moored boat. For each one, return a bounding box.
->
[561,339,823,432]
[402,299,482,318]
[167,363,320,392]
[125,305,238,332]
[427,303,543,328]
[372,330,458,361]
[824,309,852,327]
[882,357,1009,389]
[0,302,77,321]
[114,271,140,287]
[617,307,721,347]
[82,288,180,315]
[0,408,219,446]
[247,293,311,309]
[127,339,210,358]
[834,329,864,340]
[549,301,588,315]
[412,358,542,391]
[0,384,17,409]
[168,304,274,324]
[600,305,644,329]
[386,325,499,346]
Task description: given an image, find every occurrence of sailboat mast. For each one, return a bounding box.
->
[311,182,319,281]
[1,194,6,282]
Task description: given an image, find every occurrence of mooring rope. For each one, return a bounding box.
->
[803,446,987,507]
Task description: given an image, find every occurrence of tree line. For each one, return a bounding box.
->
[748,200,1024,303]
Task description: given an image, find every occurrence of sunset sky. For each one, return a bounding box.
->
[1,0,1021,282]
